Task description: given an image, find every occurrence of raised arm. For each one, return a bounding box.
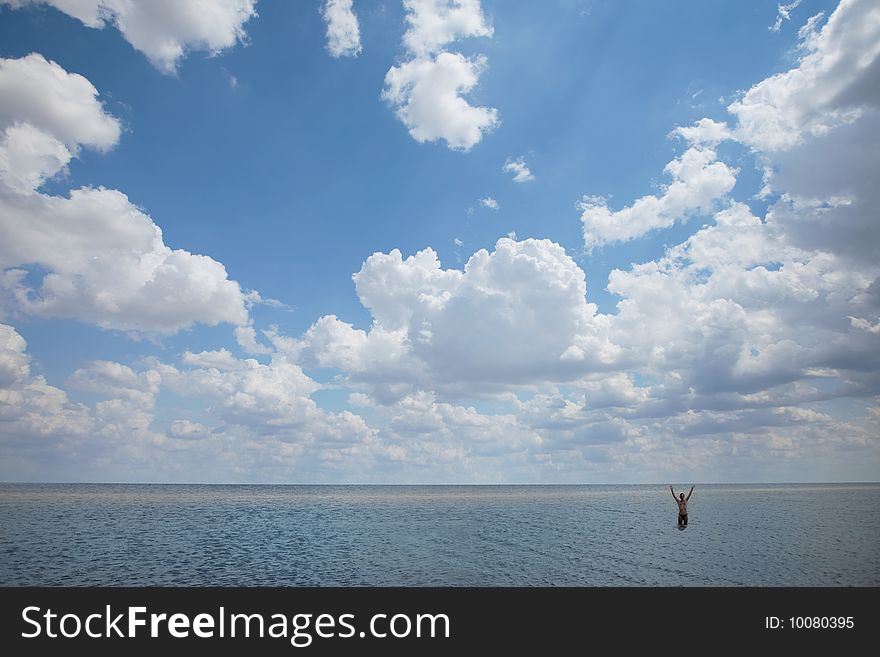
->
[669,485,677,500]
[686,485,694,501]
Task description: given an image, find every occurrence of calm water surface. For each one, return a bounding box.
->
[1,484,877,586]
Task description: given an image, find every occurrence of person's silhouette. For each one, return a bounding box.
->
[670,485,694,526]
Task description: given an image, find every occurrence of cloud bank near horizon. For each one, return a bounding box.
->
[0,0,877,483]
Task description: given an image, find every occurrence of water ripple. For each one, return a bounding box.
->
[0,483,877,586]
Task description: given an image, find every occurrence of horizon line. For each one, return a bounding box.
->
[2,481,878,486]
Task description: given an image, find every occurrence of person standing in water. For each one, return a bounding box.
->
[670,484,694,526]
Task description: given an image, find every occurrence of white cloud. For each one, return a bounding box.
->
[234,325,273,355]
[671,118,732,147]
[168,419,210,440]
[605,201,879,402]
[3,3,879,483]
[181,348,250,371]
[849,316,880,334]
[153,2,880,482]
[352,247,462,332]
[0,323,92,444]
[292,238,619,401]
[382,0,498,151]
[158,349,373,448]
[0,53,121,193]
[383,52,498,151]
[559,139,877,473]
[8,345,379,481]
[0,322,30,387]
[69,358,160,397]
[9,339,382,481]
[1,187,251,332]
[0,122,72,194]
[770,0,803,33]
[579,146,737,251]
[0,54,253,334]
[401,0,492,56]
[503,156,534,182]
[0,328,244,482]
[2,0,258,74]
[5,275,879,482]
[728,0,880,262]
[480,196,498,209]
[360,391,544,479]
[730,0,880,152]
[67,359,162,450]
[323,0,361,58]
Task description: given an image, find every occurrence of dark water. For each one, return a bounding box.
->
[1,483,877,586]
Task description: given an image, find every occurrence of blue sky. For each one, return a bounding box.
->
[0,0,878,483]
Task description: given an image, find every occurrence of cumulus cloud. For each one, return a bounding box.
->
[579,146,737,251]
[382,52,498,151]
[234,325,273,355]
[360,391,544,478]
[2,0,258,74]
[0,323,92,447]
[19,345,379,481]
[730,0,880,152]
[1,186,251,332]
[158,349,373,447]
[503,156,535,182]
[0,54,253,334]
[0,54,121,148]
[67,358,162,449]
[7,318,303,481]
[670,118,732,147]
[480,196,498,209]
[0,53,120,193]
[729,0,880,262]
[0,323,30,387]
[290,238,620,403]
[323,0,361,58]
[0,122,72,194]
[401,0,493,56]
[282,0,875,479]
[4,2,878,483]
[605,202,880,403]
[382,0,498,150]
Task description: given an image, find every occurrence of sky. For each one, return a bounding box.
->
[0,0,878,483]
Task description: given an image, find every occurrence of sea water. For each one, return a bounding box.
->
[1,483,877,586]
